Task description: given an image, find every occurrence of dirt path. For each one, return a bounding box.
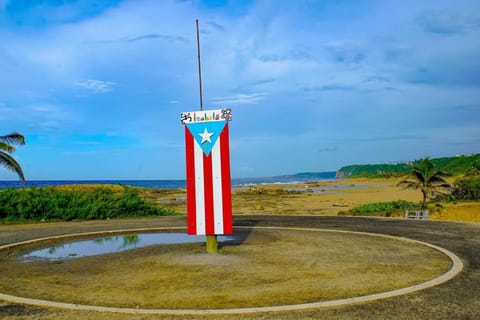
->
[0,215,479,319]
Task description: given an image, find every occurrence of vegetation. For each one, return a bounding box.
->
[465,161,480,176]
[442,154,480,174]
[336,163,410,178]
[398,158,451,208]
[337,153,480,178]
[0,132,25,183]
[0,186,177,222]
[452,176,480,201]
[339,200,418,217]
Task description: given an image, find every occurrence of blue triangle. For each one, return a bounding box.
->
[186,121,227,156]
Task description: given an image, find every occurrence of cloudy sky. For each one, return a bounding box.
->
[0,0,479,180]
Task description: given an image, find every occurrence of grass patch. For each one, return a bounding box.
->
[0,186,178,222]
[339,200,418,217]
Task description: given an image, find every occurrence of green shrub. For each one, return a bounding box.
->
[453,177,480,201]
[340,200,419,217]
[0,186,178,222]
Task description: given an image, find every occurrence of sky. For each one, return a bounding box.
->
[0,0,479,180]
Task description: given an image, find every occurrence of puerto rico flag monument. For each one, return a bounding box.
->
[181,108,233,235]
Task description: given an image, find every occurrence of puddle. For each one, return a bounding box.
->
[21,233,237,262]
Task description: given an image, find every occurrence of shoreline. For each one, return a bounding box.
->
[1,177,478,223]
[144,177,479,223]
[0,172,338,189]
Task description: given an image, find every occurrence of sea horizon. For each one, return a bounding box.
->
[0,171,337,189]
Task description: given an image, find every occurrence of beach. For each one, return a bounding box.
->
[144,177,480,222]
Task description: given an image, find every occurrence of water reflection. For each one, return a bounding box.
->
[21,233,236,263]
[122,234,140,248]
[92,234,140,249]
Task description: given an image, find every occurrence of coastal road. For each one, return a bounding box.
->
[0,215,479,319]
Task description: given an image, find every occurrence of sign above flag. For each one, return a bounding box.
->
[182,108,233,236]
[181,108,232,124]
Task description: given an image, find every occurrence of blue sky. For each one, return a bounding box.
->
[0,0,479,180]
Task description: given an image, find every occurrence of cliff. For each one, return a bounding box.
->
[336,153,480,178]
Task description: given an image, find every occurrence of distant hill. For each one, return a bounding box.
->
[337,153,480,178]
[284,171,337,180]
[232,171,337,185]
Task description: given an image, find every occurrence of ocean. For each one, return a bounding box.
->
[0,171,337,189]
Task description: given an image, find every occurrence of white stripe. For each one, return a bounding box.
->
[193,141,205,235]
[211,139,224,234]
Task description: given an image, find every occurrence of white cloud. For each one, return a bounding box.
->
[34,120,61,130]
[74,79,116,93]
[0,102,75,132]
[210,92,266,106]
[417,10,480,34]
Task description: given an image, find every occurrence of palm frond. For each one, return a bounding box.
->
[0,151,25,183]
[433,182,453,190]
[432,170,451,178]
[410,169,426,183]
[398,180,419,189]
[0,142,16,153]
[428,175,449,184]
[0,133,25,146]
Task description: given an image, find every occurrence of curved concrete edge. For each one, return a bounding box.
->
[0,226,464,315]
[0,227,187,252]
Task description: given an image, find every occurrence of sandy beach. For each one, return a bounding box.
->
[145,177,480,222]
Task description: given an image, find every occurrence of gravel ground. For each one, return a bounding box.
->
[0,215,479,320]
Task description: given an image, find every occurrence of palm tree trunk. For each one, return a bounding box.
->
[421,190,427,209]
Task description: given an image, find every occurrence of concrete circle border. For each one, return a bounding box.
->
[0,226,464,315]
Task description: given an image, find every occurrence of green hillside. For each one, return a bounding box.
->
[337,153,480,178]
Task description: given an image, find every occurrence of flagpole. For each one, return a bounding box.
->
[196,19,217,253]
[196,19,204,112]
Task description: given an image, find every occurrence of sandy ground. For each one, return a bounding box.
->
[147,177,480,221]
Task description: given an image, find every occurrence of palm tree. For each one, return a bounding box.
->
[398,158,451,208]
[0,132,26,183]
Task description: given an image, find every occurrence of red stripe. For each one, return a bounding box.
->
[203,152,215,234]
[185,127,197,235]
[220,123,233,234]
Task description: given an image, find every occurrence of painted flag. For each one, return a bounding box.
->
[181,109,232,235]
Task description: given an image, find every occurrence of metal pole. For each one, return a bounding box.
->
[206,235,218,253]
[197,19,217,253]
[196,19,203,111]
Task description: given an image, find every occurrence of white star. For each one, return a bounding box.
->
[199,128,214,144]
